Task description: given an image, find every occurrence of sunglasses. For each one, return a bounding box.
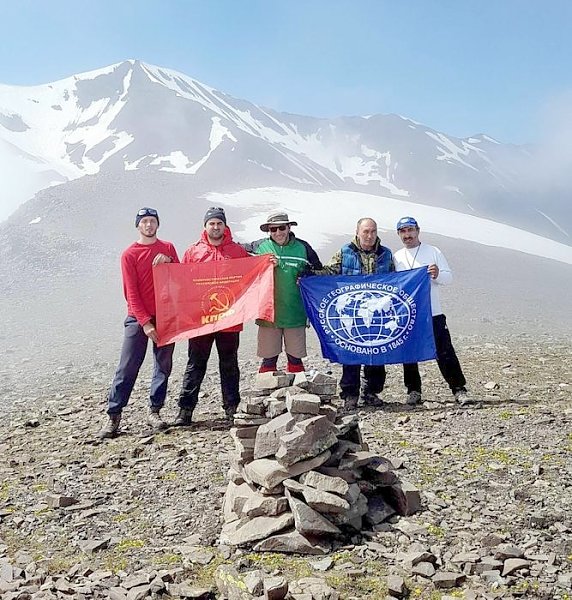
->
[137,208,158,217]
[269,225,288,233]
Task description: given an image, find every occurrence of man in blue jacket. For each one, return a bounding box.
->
[323,217,394,411]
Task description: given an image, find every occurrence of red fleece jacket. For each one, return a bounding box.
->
[121,239,180,326]
[182,228,248,332]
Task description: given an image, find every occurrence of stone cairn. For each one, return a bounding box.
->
[220,370,421,555]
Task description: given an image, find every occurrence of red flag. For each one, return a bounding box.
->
[154,255,274,346]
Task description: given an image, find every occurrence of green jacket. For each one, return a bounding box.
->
[249,234,322,328]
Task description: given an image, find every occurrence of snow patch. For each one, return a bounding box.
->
[206,187,572,265]
[151,151,192,172]
[481,135,500,144]
[427,131,479,172]
[247,159,274,171]
[187,116,237,174]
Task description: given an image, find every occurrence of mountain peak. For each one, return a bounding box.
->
[0,61,568,242]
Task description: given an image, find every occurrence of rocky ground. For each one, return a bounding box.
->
[1,335,571,599]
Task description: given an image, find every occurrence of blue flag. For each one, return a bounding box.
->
[300,268,436,365]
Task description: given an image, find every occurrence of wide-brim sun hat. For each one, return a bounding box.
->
[260,211,298,232]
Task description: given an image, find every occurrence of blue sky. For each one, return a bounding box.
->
[1,0,570,144]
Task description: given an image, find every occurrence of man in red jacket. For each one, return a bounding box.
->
[174,207,249,426]
[99,207,180,439]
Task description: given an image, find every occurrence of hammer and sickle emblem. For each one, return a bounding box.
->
[209,291,231,313]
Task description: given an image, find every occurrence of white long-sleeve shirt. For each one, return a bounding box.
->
[394,243,452,316]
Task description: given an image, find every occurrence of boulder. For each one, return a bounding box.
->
[502,558,531,576]
[287,577,339,599]
[283,479,349,513]
[222,481,259,523]
[387,574,407,597]
[244,451,331,490]
[383,481,421,516]
[253,530,330,555]
[231,425,260,439]
[285,392,322,415]
[317,466,358,483]
[267,399,287,418]
[275,416,338,467]
[242,494,289,518]
[263,575,289,600]
[255,372,294,390]
[285,489,341,536]
[220,512,294,546]
[254,412,296,460]
[299,470,350,496]
[338,451,378,470]
[365,495,395,525]
[214,565,254,600]
[238,398,267,415]
[432,571,466,589]
[319,404,338,423]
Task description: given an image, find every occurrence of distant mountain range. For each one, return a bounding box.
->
[1,59,571,386]
[1,59,569,242]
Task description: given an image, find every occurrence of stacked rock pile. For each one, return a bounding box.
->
[220,371,421,554]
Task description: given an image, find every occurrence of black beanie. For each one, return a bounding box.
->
[135,207,159,227]
[204,207,226,225]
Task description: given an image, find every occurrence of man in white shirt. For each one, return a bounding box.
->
[393,216,469,406]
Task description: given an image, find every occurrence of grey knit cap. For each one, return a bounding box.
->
[204,206,227,225]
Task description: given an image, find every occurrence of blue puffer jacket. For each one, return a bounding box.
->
[339,238,394,275]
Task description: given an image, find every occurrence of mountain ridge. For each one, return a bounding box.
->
[1,59,569,241]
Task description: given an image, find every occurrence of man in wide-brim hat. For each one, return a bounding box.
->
[244,210,322,373]
[259,212,299,232]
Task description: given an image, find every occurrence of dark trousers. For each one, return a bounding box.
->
[340,364,386,398]
[179,331,241,412]
[107,316,174,415]
[403,314,466,395]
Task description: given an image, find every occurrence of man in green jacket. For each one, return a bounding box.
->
[245,211,322,373]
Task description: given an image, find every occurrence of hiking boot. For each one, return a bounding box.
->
[147,407,168,431]
[173,408,194,427]
[362,392,384,407]
[258,365,277,373]
[286,362,305,373]
[407,391,422,405]
[454,389,471,406]
[341,395,359,412]
[224,405,238,421]
[98,413,121,439]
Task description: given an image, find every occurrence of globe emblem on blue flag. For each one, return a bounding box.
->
[325,290,411,347]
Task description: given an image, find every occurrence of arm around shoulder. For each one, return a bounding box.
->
[299,239,323,271]
[241,238,265,254]
[318,250,343,275]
